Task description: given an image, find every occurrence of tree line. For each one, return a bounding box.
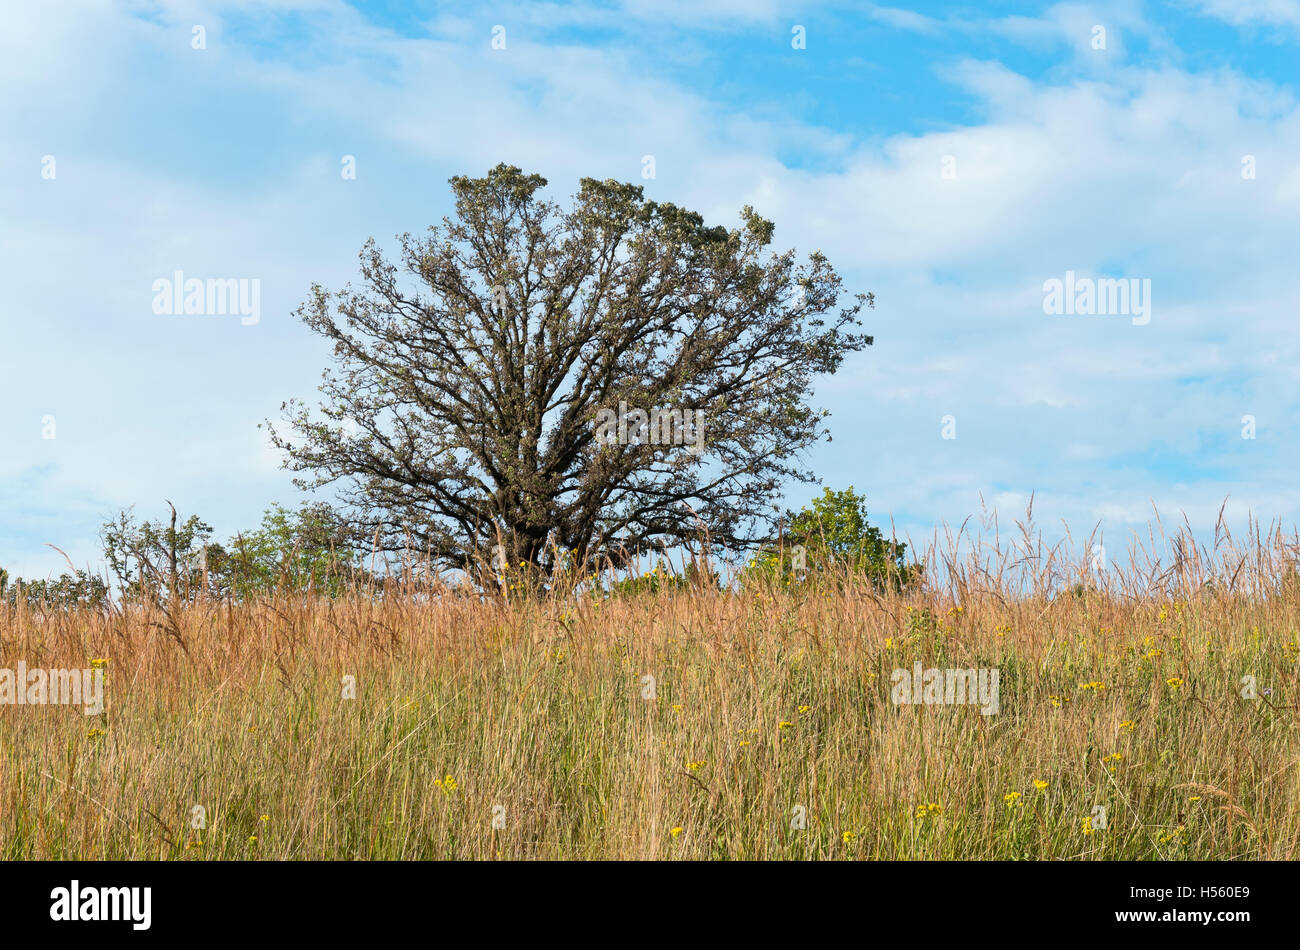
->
[2,502,365,609]
[2,487,914,609]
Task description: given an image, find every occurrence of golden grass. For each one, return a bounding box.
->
[3,514,1299,860]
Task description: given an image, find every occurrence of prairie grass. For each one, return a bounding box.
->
[3,509,1299,860]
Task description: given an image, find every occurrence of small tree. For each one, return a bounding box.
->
[100,505,219,602]
[744,486,915,590]
[222,502,366,597]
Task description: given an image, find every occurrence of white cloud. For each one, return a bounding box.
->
[1186,0,1300,31]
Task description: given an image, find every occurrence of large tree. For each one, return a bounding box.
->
[269,164,872,572]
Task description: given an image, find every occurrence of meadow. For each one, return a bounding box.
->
[2,514,1298,860]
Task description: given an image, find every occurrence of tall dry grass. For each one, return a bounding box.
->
[3,507,1299,859]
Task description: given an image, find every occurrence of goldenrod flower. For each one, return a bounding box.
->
[670,826,683,838]
[1034,779,1048,791]
[1166,677,1184,689]
[841,831,856,843]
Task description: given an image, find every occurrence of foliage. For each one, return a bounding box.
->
[98,502,367,602]
[607,558,718,597]
[743,486,916,591]
[100,505,217,601]
[0,567,109,610]
[220,502,366,597]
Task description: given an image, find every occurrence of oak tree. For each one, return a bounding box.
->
[269,164,873,573]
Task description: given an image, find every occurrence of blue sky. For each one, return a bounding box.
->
[3,0,1299,581]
